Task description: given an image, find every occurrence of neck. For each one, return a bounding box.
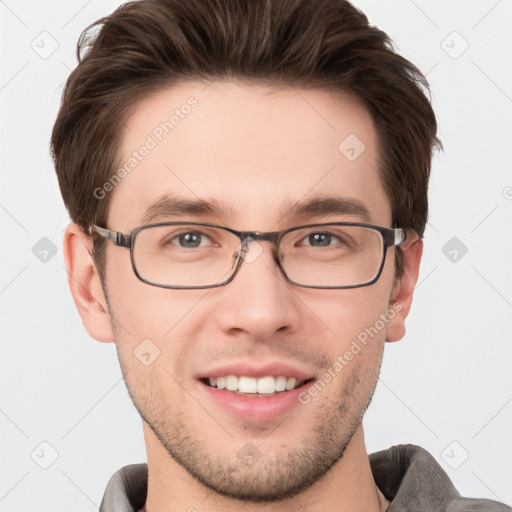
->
[141,424,381,512]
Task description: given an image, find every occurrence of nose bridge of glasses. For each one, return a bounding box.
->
[233,231,281,263]
[240,231,280,244]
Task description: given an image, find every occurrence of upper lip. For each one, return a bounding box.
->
[196,362,314,381]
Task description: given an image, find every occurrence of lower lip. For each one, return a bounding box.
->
[197,380,311,423]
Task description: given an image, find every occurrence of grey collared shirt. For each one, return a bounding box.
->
[99,444,510,512]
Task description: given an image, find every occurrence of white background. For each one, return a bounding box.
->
[1,0,511,510]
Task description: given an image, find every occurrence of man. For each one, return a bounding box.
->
[50,0,509,511]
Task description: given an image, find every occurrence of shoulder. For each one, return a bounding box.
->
[99,463,148,512]
[369,444,510,512]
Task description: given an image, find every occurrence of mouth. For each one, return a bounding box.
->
[196,363,316,422]
[200,375,313,397]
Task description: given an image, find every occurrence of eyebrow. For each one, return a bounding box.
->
[140,195,237,224]
[140,194,371,225]
[280,196,371,222]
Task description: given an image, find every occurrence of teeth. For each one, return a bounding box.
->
[239,376,258,393]
[257,376,275,394]
[275,376,287,392]
[226,375,238,391]
[206,375,304,394]
[286,377,297,391]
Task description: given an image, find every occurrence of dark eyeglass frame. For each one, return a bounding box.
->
[89,221,413,290]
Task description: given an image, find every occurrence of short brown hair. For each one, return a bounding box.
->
[51,0,440,278]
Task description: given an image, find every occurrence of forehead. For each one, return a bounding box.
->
[108,81,391,229]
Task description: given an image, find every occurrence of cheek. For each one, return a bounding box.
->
[105,282,211,395]
[104,246,210,340]
[302,282,394,351]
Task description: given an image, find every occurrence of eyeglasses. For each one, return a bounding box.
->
[89,221,411,289]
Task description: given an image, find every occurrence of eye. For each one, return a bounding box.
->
[302,232,341,247]
[170,231,211,248]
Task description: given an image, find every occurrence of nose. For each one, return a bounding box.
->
[215,240,302,341]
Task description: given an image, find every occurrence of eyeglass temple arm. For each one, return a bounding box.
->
[395,228,420,250]
[88,224,131,247]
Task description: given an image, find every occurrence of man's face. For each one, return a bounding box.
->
[102,81,398,500]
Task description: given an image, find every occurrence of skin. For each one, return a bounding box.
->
[64,81,422,512]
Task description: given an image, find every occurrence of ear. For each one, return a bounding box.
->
[62,223,115,343]
[386,237,423,342]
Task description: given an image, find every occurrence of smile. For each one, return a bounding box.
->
[203,375,309,395]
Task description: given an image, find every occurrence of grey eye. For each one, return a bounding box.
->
[306,232,335,247]
[173,232,206,248]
